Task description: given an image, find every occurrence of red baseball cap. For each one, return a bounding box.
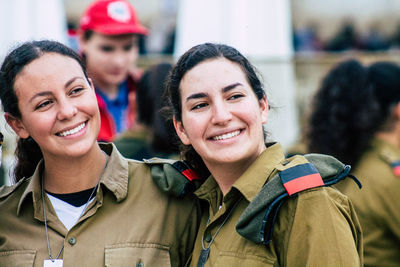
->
[79,0,148,35]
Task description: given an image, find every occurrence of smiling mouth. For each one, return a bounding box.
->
[56,122,86,137]
[212,130,241,141]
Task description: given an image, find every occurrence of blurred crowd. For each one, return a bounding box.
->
[293,20,400,52]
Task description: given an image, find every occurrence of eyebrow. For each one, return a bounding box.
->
[28,76,85,103]
[185,82,243,102]
[64,76,85,88]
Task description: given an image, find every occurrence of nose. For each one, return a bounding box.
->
[211,102,232,125]
[57,98,78,121]
[111,50,128,68]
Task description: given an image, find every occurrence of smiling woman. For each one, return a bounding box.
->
[163,43,364,266]
[0,40,200,267]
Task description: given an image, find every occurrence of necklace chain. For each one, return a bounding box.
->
[201,197,242,251]
[41,151,108,261]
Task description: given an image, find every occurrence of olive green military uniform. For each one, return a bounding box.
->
[336,137,400,266]
[191,143,362,267]
[0,143,199,267]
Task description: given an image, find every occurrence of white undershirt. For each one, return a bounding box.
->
[47,194,95,231]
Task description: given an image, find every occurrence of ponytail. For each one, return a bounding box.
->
[13,137,42,182]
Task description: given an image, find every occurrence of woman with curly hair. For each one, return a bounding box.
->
[306,59,400,266]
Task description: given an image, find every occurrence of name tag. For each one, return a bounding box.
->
[44,259,63,267]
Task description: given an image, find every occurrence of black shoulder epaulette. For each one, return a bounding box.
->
[236,153,361,245]
[143,158,202,197]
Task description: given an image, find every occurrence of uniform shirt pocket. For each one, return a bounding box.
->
[105,243,171,267]
[214,251,275,267]
[0,250,36,267]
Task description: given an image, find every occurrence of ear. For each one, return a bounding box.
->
[78,31,87,52]
[173,116,191,145]
[393,102,400,120]
[259,95,269,124]
[4,113,29,139]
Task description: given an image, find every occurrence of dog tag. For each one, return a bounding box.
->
[44,259,63,267]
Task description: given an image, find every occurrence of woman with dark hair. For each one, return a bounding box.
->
[0,40,199,266]
[306,59,400,266]
[164,43,362,266]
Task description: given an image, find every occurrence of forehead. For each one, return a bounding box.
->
[180,58,248,92]
[88,32,137,44]
[14,53,84,93]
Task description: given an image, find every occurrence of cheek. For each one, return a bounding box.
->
[87,50,107,65]
[85,96,100,115]
[23,114,52,136]
[181,113,204,140]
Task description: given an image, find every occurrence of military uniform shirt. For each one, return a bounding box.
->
[0,143,199,267]
[191,143,362,267]
[336,137,400,267]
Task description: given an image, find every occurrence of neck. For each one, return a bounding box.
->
[376,130,400,148]
[97,84,119,100]
[207,161,254,196]
[90,76,119,100]
[206,145,266,196]
[42,145,107,193]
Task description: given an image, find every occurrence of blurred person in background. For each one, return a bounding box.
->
[325,20,361,51]
[305,59,400,266]
[0,40,199,266]
[164,43,362,266]
[114,62,179,160]
[78,0,148,142]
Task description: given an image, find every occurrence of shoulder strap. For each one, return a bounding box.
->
[236,153,360,245]
[143,158,202,197]
[279,162,324,196]
[380,149,400,177]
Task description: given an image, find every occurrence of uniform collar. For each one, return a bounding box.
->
[194,142,285,203]
[372,136,400,162]
[17,143,129,216]
[98,143,129,202]
[232,142,284,202]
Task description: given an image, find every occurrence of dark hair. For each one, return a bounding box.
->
[306,59,400,167]
[163,43,266,178]
[0,40,89,182]
[137,62,178,154]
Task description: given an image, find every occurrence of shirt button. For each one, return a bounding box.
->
[68,237,76,245]
[204,233,212,243]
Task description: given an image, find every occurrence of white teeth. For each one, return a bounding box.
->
[212,130,240,141]
[58,122,85,137]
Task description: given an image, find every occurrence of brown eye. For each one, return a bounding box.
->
[191,103,208,111]
[100,45,114,52]
[35,100,52,110]
[70,87,84,95]
[228,94,244,100]
[123,44,133,51]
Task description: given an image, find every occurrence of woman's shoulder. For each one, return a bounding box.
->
[236,152,358,244]
[355,139,400,186]
[0,178,30,206]
[127,157,202,198]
